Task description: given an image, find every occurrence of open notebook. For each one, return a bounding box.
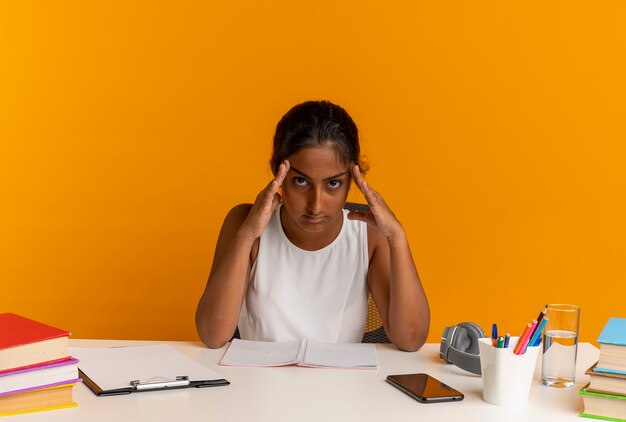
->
[220,339,378,369]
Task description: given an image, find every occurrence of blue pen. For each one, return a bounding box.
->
[491,324,498,347]
[503,333,511,348]
[528,317,549,347]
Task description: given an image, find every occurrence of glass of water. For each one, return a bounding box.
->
[541,304,580,388]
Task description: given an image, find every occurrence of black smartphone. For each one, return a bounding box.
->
[386,373,464,403]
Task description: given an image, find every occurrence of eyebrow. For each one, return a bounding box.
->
[290,166,350,182]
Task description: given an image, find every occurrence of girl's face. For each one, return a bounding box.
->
[280,143,351,236]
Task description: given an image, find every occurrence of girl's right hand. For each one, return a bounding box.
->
[238,160,290,240]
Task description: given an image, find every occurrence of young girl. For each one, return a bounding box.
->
[195,101,429,351]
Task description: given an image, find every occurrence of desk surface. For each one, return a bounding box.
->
[17,340,599,422]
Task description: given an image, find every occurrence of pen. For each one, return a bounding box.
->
[529,317,549,347]
[492,323,498,347]
[503,333,511,348]
[518,320,538,355]
[496,336,504,348]
[514,323,533,355]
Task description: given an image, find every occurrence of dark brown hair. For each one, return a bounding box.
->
[270,100,367,174]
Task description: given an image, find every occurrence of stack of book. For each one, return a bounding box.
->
[0,313,80,416]
[580,317,626,422]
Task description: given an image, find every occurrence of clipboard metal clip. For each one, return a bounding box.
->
[130,376,190,391]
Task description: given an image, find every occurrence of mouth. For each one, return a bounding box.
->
[303,215,326,224]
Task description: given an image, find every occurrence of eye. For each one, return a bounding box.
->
[294,177,308,186]
[327,180,343,189]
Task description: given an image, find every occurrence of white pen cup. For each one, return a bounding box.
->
[478,337,540,406]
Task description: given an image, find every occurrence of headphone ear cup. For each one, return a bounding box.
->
[440,322,487,375]
[457,322,485,355]
[450,326,469,351]
[439,322,486,375]
[463,321,486,338]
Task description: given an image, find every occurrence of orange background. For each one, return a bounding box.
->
[1,2,624,345]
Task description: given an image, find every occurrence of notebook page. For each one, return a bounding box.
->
[300,342,378,369]
[219,339,300,367]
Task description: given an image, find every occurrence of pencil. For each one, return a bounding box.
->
[514,323,533,355]
[528,317,549,347]
[536,304,548,325]
[518,320,538,355]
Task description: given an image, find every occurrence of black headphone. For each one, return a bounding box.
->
[439,322,486,375]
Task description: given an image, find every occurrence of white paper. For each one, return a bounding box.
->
[220,339,378,369]
[220,339,301,366]
[70,344,224,392]
[301,341,378,369]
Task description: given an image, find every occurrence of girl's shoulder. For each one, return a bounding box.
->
[225,203,253,223]
[220,203,254,234]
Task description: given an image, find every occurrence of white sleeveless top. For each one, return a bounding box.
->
[238,205,369,343]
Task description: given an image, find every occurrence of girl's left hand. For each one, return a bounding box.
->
[348,165,405,240]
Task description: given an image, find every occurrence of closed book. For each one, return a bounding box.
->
[0,313,70,372]
[0,382,77,416]
[597,318,626,373]
[0,358,80,396]
[586,363,626,396]
[579,384,626,422]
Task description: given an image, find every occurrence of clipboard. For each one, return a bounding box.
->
[70,344,229,397]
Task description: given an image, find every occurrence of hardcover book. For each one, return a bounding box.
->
[0,313,70,372]
[586,363,626,396]
[596,318,626,374]
[0,358,80,396]
[0,382,77,416]
[579,384,626,422]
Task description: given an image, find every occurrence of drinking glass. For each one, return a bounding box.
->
[541,304,580,388]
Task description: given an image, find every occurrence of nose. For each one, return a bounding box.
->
[307,187,323,215]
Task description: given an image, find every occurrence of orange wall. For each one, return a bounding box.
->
[1,2,624,345]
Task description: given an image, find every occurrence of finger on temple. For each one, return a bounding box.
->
[360,181,377,204]
[275,160,290,184]
[351,167,367,193]
[267,161,288,194]
[354,165,374,191]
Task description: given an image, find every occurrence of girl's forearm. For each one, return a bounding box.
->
[387,232,430,351]
[196,231,256,348]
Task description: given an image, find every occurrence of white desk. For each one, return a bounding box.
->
[19,340,599,422]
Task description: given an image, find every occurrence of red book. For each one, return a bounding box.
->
[0,313,70,372]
